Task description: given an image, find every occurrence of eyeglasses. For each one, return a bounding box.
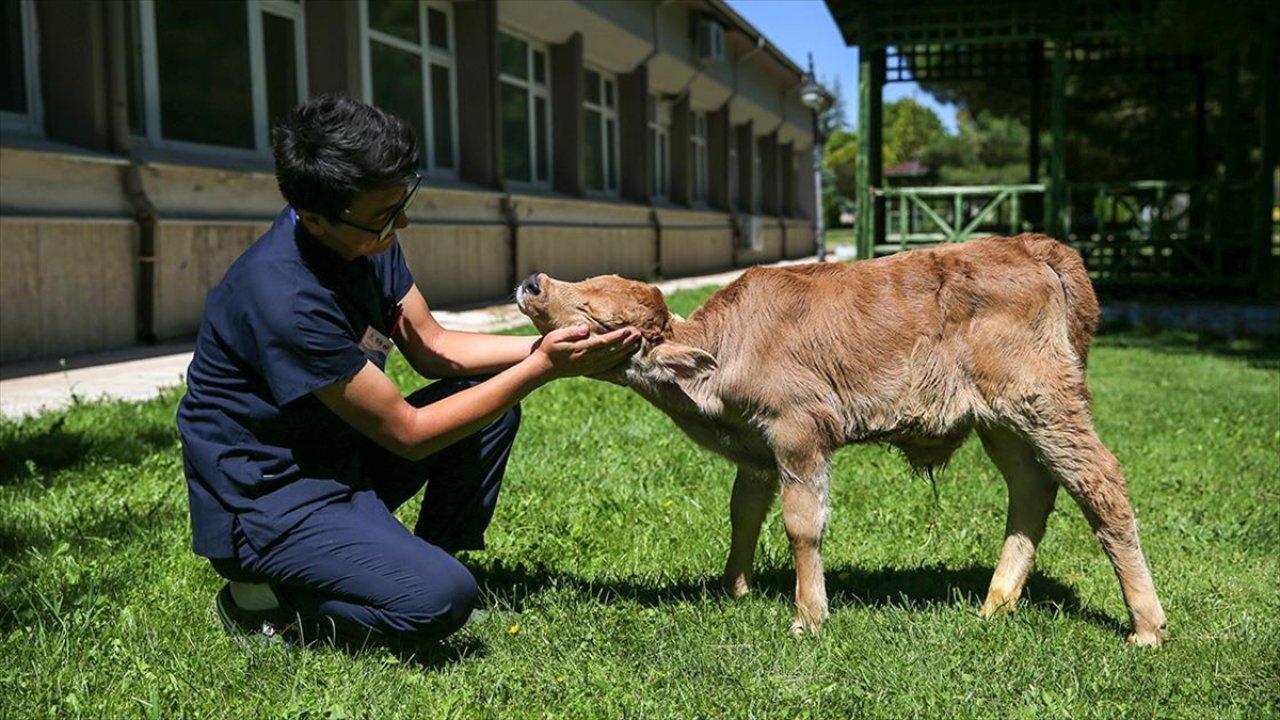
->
[334,173,422,241]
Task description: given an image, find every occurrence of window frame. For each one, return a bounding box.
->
[582,65,619,196]
[134,0,309,159]
[647,93,671,201]
[689,110,709,205]
[359,0,458,176]
[0,0,43,135]
[497,29,553,189]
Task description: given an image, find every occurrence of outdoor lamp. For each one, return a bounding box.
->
[800,54,833,261]
[801,79,827,112]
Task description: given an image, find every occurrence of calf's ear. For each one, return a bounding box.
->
[646,342,717,382]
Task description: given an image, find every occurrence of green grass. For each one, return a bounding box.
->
[825,227,856,249]
[2,285,1278,718]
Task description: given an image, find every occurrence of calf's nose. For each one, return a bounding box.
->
[521,272,544,296]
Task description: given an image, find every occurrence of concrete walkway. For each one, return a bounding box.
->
[0,259,815,419]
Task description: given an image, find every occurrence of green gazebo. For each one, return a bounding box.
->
[825,0,1278,296]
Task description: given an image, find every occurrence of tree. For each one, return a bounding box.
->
[822,128,857,226]
[819,75,848,139]
[881,98,947,168]
[921,110,1030,186]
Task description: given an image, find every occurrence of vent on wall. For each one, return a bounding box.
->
[695,18,725,65]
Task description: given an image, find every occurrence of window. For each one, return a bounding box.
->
[133,0,308,154]
[752,142,763,213]
[647,94,670,199]
[362,0,457,173]
[689,111,708,204]
[583,68,619,194]
[1,0,41,133]
[499,31,551,186]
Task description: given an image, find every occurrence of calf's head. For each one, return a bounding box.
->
[515,272,717,390]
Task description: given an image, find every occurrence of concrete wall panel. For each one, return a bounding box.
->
[0,147,132,218]
[398,225,511,307]
[153,222,265,340]
[661,227,734,277]
[518,226,654,281]
[783,220,815,260]
[0,221,136,363]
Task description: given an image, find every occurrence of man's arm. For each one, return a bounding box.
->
[316,324,640,461]
[391,285,536,378]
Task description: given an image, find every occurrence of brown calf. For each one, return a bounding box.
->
[516,233,1167,644]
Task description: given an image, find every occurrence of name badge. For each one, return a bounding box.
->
[358,325,394,360]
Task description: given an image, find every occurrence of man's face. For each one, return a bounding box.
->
[298,181,415,260]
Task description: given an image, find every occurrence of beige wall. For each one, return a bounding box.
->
[399,224,511,307]
[783,220,815,260]
[154,222,267,339]
[661,227,734,277]
[2,153,816,363]
[518,226,655,281]
[0,220,138,364]
[658,207,734,277]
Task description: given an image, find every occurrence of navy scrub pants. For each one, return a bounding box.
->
[210,377,520,645]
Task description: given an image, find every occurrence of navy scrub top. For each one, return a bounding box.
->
[177,206,414,559]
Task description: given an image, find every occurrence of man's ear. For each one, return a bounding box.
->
[646,342,717,383]
[297,211,328,238]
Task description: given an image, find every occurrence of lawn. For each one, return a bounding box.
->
[2,284,1278,718]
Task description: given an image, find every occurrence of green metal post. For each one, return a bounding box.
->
[898,195,907,250]
[1047,38,1068,240]
[856,34,883,261]
[1027,41,1043,185]
[1257,24,1278,297]
[1220,50,1247,285]
[952,193,962,242]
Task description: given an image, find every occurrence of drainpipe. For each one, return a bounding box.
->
[500,194,519,292]
[106,1,159,344]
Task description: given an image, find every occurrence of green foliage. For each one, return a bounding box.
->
[818,74,848,139]
[882,98,948,169]
[922,110,1032,186]
[822,128,857,226]
[2,287,1278,717]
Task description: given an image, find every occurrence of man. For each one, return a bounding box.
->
[177,95,640,648]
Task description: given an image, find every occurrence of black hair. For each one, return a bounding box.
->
[271,94,419,219]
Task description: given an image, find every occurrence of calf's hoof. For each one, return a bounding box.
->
[978,591,1019,620]
[720,573,751,599]
[789,605,829,637]
[1126,623,1167,647]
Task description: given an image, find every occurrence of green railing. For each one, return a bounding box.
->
[870,179,1251,288]
[874,184,1045,255]
[1062,180,1235,286]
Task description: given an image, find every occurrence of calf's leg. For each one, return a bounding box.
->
[1023,402,1167,645]
[977,425,1059,617]
[775,446,832,635]
[722,467,778,598]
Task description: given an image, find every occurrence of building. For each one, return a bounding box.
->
[0,0,819,365]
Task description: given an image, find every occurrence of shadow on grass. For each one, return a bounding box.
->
[0,411,178,486]
[472,560,1126,639]
[1095,327,1280,371]
[0,490,180,564]
[283,624,487,670]
[0,503,179,634]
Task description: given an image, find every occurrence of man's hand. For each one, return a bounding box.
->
[531,325,642,379]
